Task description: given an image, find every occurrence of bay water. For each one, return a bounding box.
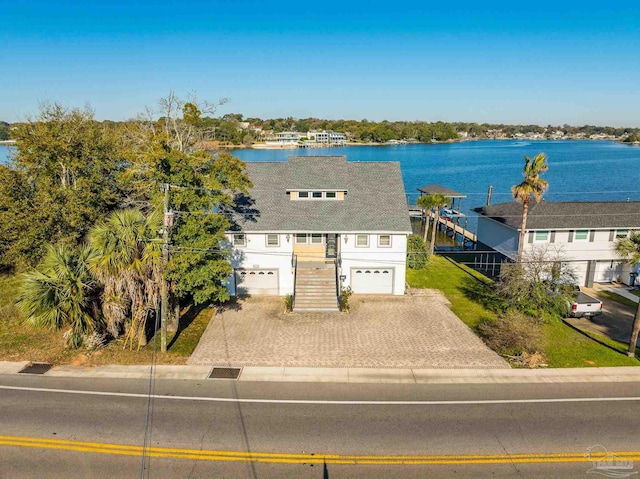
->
[2,139,638,223]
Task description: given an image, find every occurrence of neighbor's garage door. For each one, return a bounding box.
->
[594,260,624,283]
[351,267,394,294]
[235,269,279,295]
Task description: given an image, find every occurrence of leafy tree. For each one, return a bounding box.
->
[0,121,9,141]
[407,235,428,269]
[496,244,577,318]
[16,244,100,348]
[123,94,252,308]
[512,153,549,262]
[88,209,162,349]
[0,104,123,271]
[615,231,640,356]
[417,193,448,255]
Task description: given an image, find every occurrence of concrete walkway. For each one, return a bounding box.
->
[187,291,508,369]
[592,283,640,303]
[2,361,640,384]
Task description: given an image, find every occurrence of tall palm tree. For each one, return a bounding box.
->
[88,209,162,349]
[417,193,449,255]
[512,153,549,262]
[615,231,640,357]
[16,244,99,348]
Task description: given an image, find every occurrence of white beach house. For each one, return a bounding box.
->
[225,155,412,311]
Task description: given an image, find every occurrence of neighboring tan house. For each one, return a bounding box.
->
[473,200,640,287]
[225,155,412,311]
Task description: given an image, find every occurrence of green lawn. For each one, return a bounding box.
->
[630,289,640,298]
[407,257,639,368]
[598,290,639,308]
[0,274,213,365]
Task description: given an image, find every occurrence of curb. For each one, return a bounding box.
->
[2,361,640,384]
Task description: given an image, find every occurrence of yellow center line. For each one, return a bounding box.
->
[1,435,639,465]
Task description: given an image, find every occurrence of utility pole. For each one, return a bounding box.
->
[161,183,170,353]
[486,185,493,206]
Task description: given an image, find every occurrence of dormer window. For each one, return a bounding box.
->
[290,189,344,200]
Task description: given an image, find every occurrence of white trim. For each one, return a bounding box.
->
[233,234,246,247]
[356,234,369,247]
[294,233,308,245]
[266,234,279,247]
[534,230,549,242]
[310,233,324,244]
[378,234,392,247]
[573,230,589,241]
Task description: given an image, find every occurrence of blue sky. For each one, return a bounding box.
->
[1,1,639,126]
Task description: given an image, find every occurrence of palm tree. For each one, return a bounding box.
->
[16,244,99,348]
[512,153,549,262]
[88,209,162,349]
[417,193,449,255]
[615,231,640,357]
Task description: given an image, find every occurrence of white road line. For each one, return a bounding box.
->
[1,384,640,405]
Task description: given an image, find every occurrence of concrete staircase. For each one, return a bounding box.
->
[293,263,340,312]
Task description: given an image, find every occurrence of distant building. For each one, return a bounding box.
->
[307,130,347,145]
[274,132,302,144]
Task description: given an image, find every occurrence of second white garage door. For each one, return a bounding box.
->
[235,269,279,295]
[351,267,394,294]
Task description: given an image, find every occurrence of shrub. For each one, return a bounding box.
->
[339,286,353,312]
[478,310,544,357]
[284,295,293,313]
[407,234,429,269]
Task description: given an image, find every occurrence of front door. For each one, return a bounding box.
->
[326,234,337,259]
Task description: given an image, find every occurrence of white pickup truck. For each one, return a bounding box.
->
[567,290,603,318]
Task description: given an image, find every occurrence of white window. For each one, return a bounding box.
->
[310,233,324,244]
[574,230,589,241]
[356,234,369,247]
[266,234,279,247]
[312,191,322,199]
[616,229,629,239]
[378,235,392,247]
[233,234,246,246]
[298,191,309,199]
[295,233,308,244]
[534,231,549,241]
[325,191,337,199]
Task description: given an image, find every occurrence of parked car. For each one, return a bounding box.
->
[567,290,603,318]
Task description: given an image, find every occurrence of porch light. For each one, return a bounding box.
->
[286,234,290,243]
[344,235,348,244]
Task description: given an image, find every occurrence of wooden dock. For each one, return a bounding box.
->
[409,207,477,244]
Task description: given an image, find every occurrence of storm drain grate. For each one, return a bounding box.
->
[208,367,241,379]
[18,363,53,375]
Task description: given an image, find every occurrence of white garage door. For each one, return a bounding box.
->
[351,267,394,294]
[594,261,624,283]
[235,269,279,295]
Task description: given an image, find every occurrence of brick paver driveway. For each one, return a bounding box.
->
[188,290,508,369]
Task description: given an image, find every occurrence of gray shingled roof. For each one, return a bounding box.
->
[473,200,640,230]
[229,156,412,233]
[417,184,466,198]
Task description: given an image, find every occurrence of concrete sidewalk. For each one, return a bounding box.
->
[593,283,640,303]
[2,361,640,384]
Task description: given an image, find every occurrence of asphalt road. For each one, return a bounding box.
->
[1,374,639,478]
